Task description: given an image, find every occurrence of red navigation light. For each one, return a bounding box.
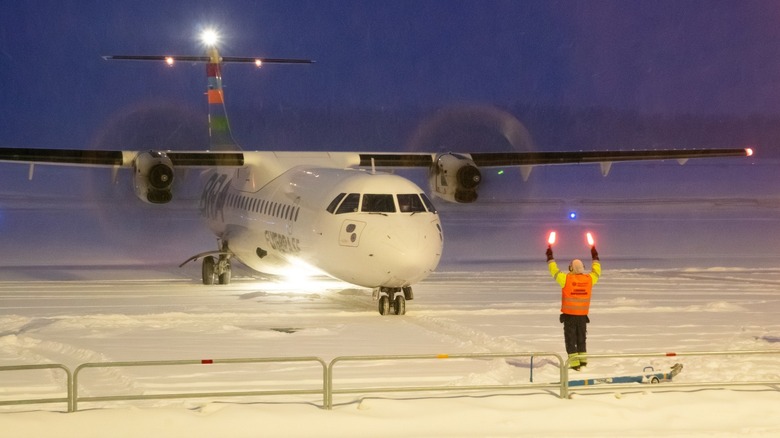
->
[547,231,557,246]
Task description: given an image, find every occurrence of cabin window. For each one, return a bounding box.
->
[335,193,360,214]
[397,194,426,213]
[362,194,396,213]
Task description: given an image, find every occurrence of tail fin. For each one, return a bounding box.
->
[104,51,313,152]
[206,47,240,151]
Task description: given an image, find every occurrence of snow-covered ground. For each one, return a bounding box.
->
[1,264,780,437]
[1,161,780,436]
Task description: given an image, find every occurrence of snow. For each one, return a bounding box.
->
[1,266,780,437]
[1,161,780,436]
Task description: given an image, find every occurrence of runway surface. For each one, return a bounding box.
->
[1,262,779,411]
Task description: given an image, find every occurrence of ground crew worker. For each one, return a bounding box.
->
[546,244,601,370]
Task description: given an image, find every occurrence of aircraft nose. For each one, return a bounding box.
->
[371,219,442,285]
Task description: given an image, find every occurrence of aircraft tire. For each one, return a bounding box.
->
[202,256,216,285]
[218,269,231,285]
[219,262,231,285]
[378,296,390,315]
[393,295,406,315]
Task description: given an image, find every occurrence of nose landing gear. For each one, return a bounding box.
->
[374,286,413,316]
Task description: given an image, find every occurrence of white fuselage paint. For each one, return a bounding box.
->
[199,157,442,288]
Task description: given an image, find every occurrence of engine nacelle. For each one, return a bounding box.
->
[429,152,482,203]
[133,150,174,204]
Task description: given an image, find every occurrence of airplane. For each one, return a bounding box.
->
[0,37,753,316]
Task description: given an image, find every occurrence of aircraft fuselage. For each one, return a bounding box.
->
[199,162,443,288]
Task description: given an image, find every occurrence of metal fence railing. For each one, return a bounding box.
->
[326,352,563,409]
[1,349,779,412]
[560,350,780,399]
[72,357,327,412]
[0,364,72,411]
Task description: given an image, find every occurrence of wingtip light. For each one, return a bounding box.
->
[745,147,754,157]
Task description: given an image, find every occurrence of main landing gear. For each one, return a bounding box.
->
[202,244,232,285]
[374,286,413,316]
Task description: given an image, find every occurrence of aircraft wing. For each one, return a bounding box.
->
[355,147,752,167]
[0,145,753,204]
[0,148,245,167]
[0,146,750,169]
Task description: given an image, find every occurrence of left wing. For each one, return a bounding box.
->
[357,147,752,167]
[353,147,753,202]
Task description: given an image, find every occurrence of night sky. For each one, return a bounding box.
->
[1,1,778,266]
[3,1,780,151]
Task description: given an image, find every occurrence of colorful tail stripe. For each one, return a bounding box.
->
[206,48,240,151]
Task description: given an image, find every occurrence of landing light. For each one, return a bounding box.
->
[165,56,175,66]
[255,59,263,68]
[745,147,754,157]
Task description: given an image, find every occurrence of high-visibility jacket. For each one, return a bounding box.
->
[561,274,592,315]
[549,260,601,316]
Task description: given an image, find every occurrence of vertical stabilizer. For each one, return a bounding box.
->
[104,48,313,153]
[206,47,241,152]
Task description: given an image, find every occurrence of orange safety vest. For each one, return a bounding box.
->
[561,273,592,315]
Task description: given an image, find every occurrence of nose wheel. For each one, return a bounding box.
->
[375,287,412,316]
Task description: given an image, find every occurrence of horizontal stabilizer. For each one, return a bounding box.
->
[104,55,314,65]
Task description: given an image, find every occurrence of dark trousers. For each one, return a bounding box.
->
[561,314,589,355]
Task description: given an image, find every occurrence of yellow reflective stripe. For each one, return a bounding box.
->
[562,306,589,313]
[568,353,580,367]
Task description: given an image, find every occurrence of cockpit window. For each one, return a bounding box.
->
[420,193,437,213]
[326,193,346,213]
[397,194,426,213]
[335,193,360,214]
[330,192,437,214]
[361,194,396,213]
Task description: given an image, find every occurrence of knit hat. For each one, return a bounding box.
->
[569,259,585,274]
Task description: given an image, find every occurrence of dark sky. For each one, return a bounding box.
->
[2,0,780,149]
[1,1,777,265]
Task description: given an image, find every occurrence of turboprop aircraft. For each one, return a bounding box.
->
[0,37,753,315]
